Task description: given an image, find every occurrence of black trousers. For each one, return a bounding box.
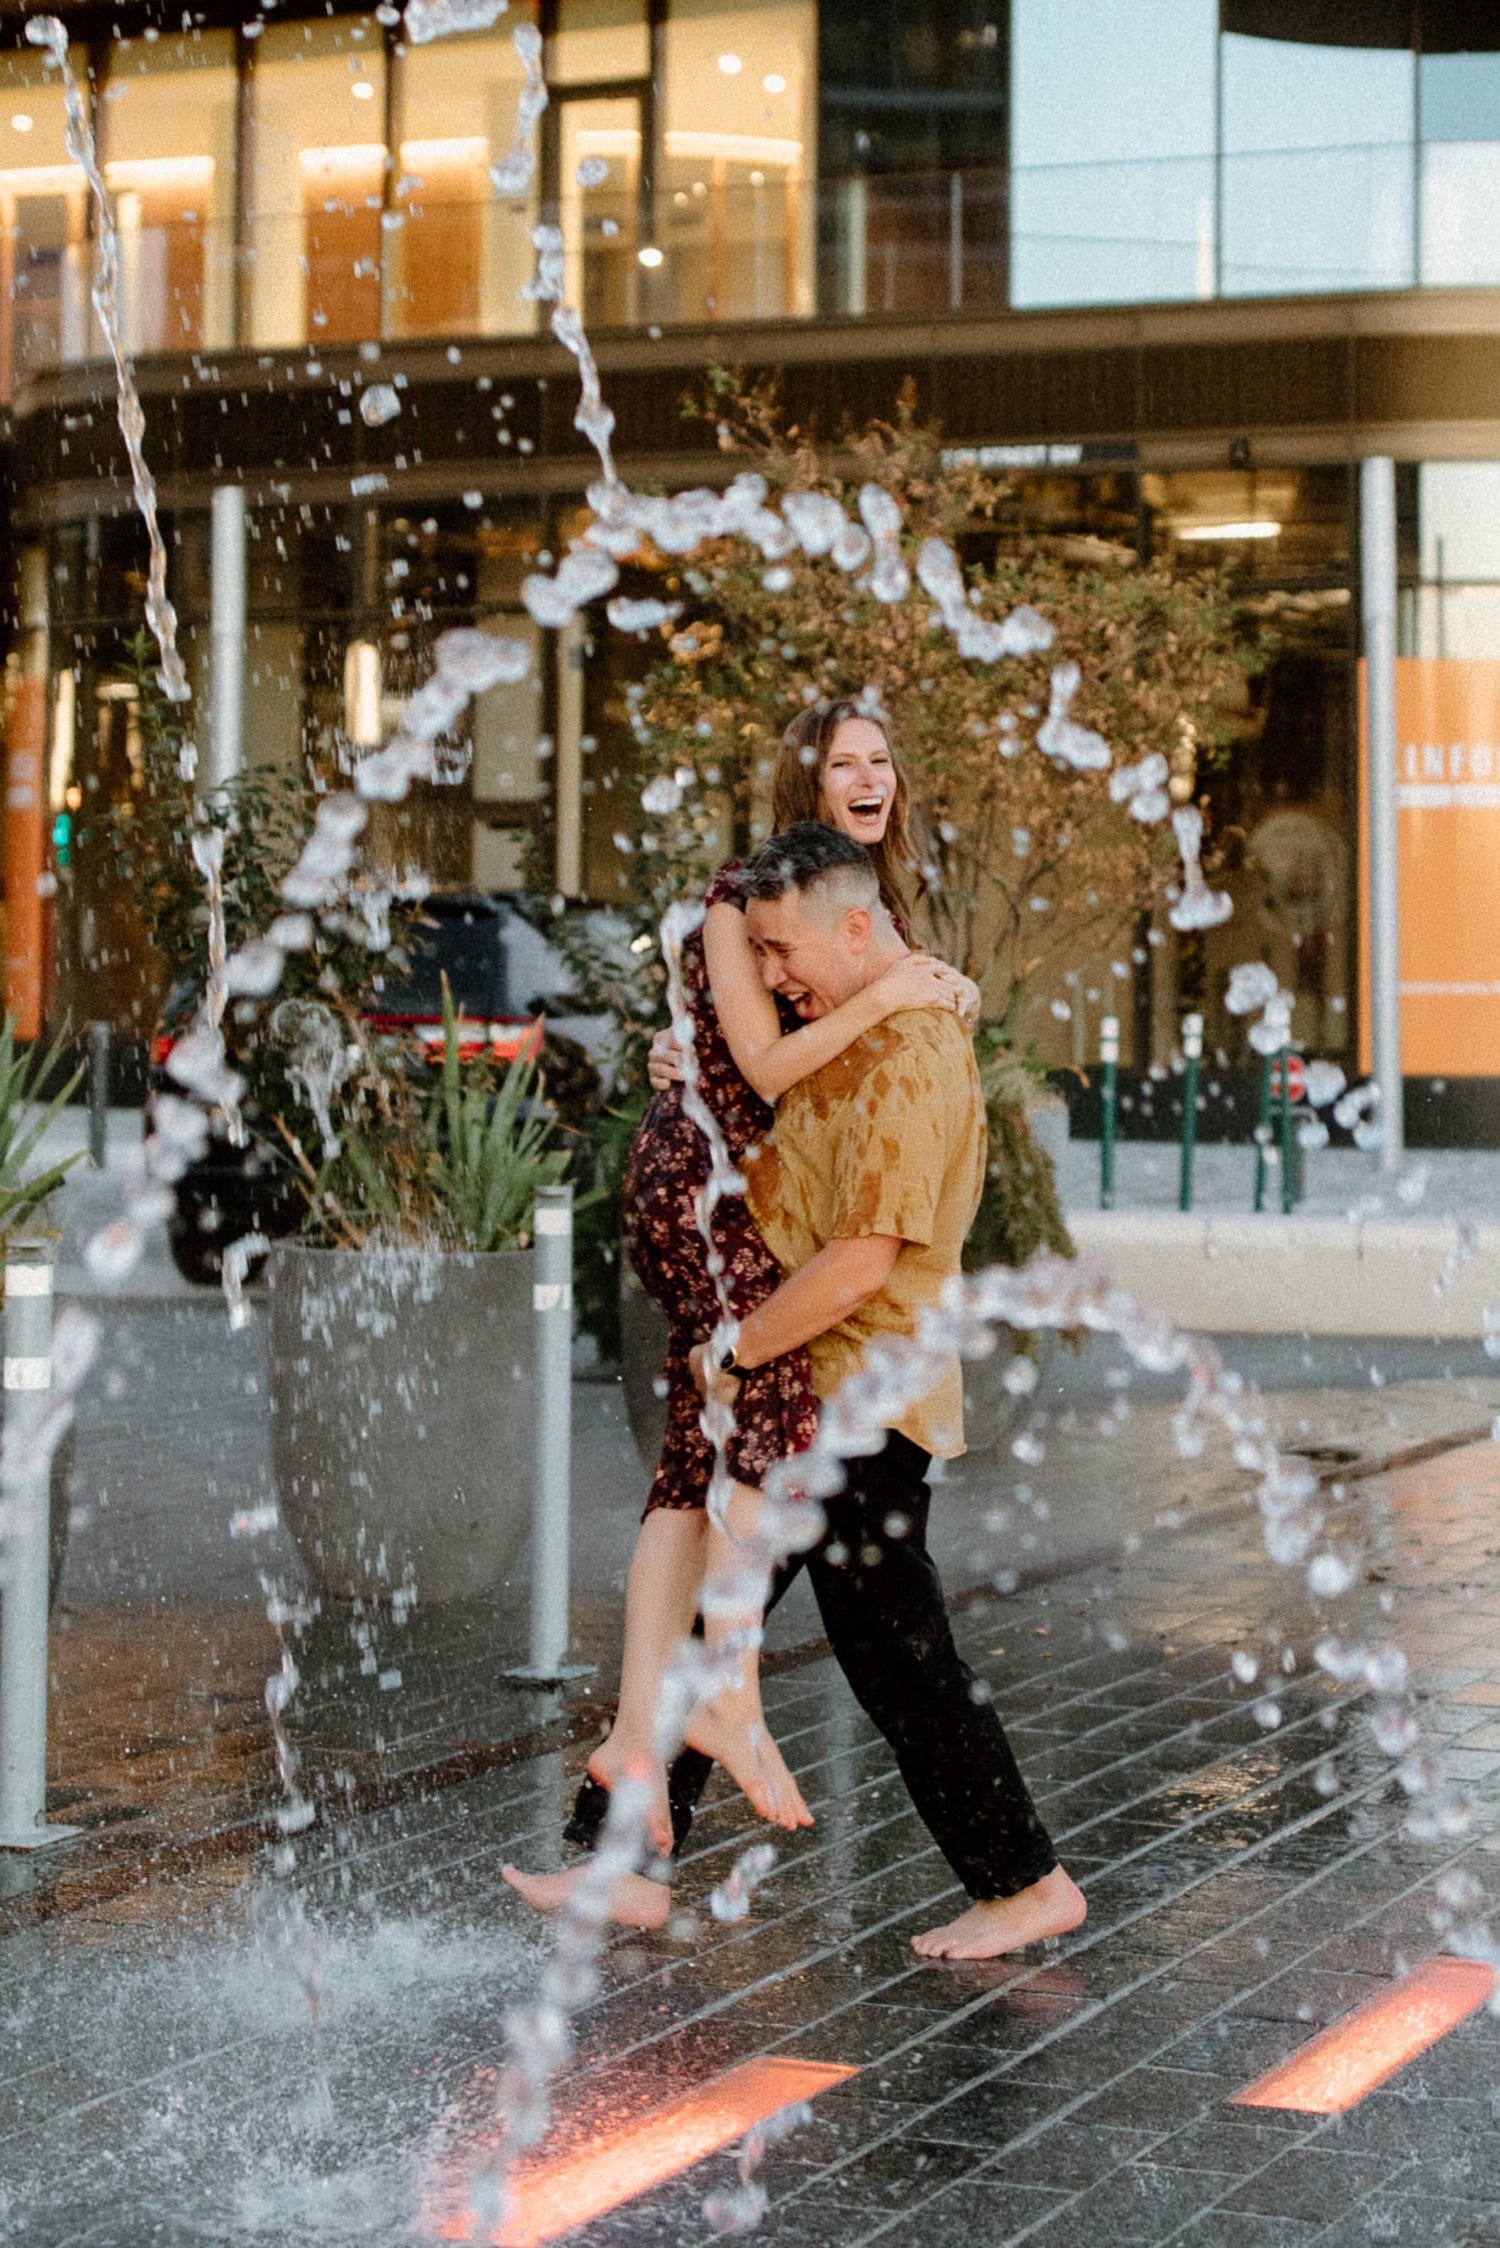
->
[565,1431,1057,1901]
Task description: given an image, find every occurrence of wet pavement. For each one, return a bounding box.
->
[7,1312,1500,2242]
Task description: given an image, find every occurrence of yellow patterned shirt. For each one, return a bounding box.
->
[745,1007,986,1458]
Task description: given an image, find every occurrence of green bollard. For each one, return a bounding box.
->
[1279,1045,1296,1215]
[1253,1048,1273,1213]
[1099,1014,1119,1210]
[1178,1011,1203,1213]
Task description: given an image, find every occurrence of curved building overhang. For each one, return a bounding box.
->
[9,284,1500,527]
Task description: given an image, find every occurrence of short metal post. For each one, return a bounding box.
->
[1099,1015,1119,1210]
[1253,1050,1273,1213]
[87,1022,110,1170]
[505,1183,591,1685]
[0,1241,78,1850]
[1279,1045,1296,1215]
[1178,1012,1203,1213]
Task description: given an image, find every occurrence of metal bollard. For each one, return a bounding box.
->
[1278,1046,1297,1215]
[1253,1047,1276,1213]
[0,1241,79,1850]
[1178,1013,1203,1213]
[505,1183,591,1685]
[87,1023,110,1171]
[1099,1015,1120,1210]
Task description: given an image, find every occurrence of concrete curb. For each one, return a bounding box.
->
[1066,1209,1499,1337]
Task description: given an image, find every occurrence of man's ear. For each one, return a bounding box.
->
[843,904,873,953]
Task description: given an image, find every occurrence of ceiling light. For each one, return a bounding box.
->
[11,113,34,134]
[718,51,742,74]
[762,72,786,93]
[351,79,376,100]
[1175,518,1281,542]
[637,243,663,267]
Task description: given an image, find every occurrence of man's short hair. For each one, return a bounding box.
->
[736,822,881,915]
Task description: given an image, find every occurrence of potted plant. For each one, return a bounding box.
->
[266,988,573,1606]
[0,1019,88,1604]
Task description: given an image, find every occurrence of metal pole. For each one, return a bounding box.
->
[1361,455,1403,1171]
[87,1022,110,1170]
[506,1183,590,1684]
[1099,1014,1119,1210]
[0,1241,78,1850]
[1279,1047,1296,1214]
[209,484,246,794]
[1253,1049,1273,1213]
[1178,1012,1203,1213]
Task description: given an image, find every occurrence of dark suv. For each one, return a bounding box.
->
[154,894,538,1287]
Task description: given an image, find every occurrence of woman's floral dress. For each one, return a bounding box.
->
[624,866,820,1514]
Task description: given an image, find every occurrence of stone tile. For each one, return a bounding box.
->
[1224,2147,1408,2221]
[1015,2160,1224,2244]
[1308,2193,1494,2246]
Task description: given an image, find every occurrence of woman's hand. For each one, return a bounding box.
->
[874,952,980,1027]
[646,1024,686,1091]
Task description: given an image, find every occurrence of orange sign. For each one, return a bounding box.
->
[1359,657,1500,1076]
[3,675,46,1040]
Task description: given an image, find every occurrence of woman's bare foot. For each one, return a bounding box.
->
[500,1862,672,1930]
[586,1732,674,1858]
[683,1695,813,1831]
[911,1866,1087,1961]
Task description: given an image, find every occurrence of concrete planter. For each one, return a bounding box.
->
[268,1242,534,1604]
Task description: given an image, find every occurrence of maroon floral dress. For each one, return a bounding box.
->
[624,866,820,1514]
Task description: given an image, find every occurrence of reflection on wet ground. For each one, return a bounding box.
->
[8,1382,1500,2242]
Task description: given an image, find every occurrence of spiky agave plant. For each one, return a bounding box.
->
[0,1020,85,1242]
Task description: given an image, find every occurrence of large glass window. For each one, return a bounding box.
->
[657,0,815,320]
[0,48,87,392]
[1404,462,1500,660]
[248,18,387,349]
[1010,0,1217,309]
[389,25,537,340]
[1221,32,1413,295]
[1420,41,1500,286]
[98,32,237,356]
[551,0,650,87]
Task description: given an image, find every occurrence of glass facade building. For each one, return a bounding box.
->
[5,0,1500,1128]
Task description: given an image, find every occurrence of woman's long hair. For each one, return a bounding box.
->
[769,699,922,927]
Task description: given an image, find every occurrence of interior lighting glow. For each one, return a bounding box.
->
[343,640,382,749]
[637,243,663,268]
[718,50,742,73]
[1233,1956,1498,2114]
[663,131,802,166]
[399,137,487,170]
[10,113,34,134]
[762,72,786,92]
[432,2057,857,2245]
[1174,518,1281,542]
[298,142,388,175]
[104,156,215,190]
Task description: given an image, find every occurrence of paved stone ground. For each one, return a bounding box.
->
[8,1326,1500,2243]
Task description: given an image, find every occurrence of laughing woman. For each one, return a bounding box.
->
[503,699,977,1911]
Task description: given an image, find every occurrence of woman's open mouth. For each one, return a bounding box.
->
[848,796,886,821]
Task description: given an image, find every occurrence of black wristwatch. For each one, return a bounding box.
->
[719,1343,751,1381]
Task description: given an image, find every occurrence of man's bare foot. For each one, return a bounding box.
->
[683,1695,813,1831]
[911,1866,1087,1960]
[586,1732,674,1858]
[500,1861,671,1930]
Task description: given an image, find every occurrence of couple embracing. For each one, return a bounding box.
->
[504,698,1084,1961]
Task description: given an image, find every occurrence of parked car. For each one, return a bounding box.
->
[153,894,541,1288]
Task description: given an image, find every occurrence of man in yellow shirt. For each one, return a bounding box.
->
[684,820,1083,1959]
[524,824,1083,1958]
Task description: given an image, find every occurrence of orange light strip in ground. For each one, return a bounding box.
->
[436,2056,857,2248]
[1233,1956,1498,2114]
